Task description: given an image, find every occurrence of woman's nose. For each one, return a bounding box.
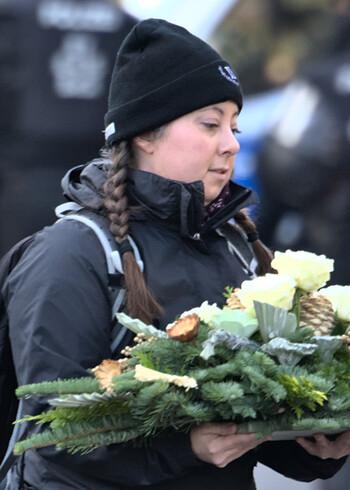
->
[220,128,240,156]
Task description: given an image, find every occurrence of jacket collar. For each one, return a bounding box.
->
[128,169,257,238]
[61,162,257,239]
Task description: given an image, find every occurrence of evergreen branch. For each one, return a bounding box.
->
[177,401,215,424]
[189,360,240,382]
[59,428,143,454]
[28,400,130,428]
[292,414,350,432]
[278,374,327,418]
[201,381,244,404]
[16,377,101,398]
[49,392,117,407]
[14,415,138,455]
[110,375,144,395]
[241,365,287,402]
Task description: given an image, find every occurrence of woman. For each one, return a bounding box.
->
[6,18,349,490]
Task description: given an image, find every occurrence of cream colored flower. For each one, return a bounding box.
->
[134,365,197,390]
[318,285,350,322]
[236,274,296,316]
[179,301,221,326]
[271,250,334,292]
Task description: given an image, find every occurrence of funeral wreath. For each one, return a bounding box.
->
[14,250,350,456]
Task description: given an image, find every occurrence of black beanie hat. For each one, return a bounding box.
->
[104,18,243,146]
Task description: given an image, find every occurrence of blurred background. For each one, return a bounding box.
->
[0,1,349,487]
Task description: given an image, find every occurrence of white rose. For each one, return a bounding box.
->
[271,250,334,292]
[319,285,350,322]
[180,301,222,325]
[236,274,296,316]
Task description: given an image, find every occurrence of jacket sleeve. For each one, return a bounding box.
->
[7,220,201,487]
[257,440,347,482]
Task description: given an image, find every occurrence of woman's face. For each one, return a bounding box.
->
[134,100,240,205]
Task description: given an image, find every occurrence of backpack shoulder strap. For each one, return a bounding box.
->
[217,222,256,278]
[55,204,144,276]
[55,204,143,353]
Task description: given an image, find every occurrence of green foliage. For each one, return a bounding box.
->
[177,401,215,424]
[131,326,208,375]
[16,377,100,398]
[332,317,350,336]
[278,374,327,418]
[15,415,140,455]
[292,413,350,433]
[60,428,143,455]
[136,390,194,436]
[291,288,304,325]
[132,381,171,420]
[288,326,314,343]
[17,400,130,429]
[240,365,286,402]
[223,286,234,299]
[190,360,242,382]
[110,375,144,395]
[201,381,244,404]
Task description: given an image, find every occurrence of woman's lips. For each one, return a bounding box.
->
[209,168,229,177]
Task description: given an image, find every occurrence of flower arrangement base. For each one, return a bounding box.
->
[270,428,346,441]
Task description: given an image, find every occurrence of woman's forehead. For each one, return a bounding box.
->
[194,101,240,119]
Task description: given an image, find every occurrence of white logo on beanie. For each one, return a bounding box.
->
[105,122,116,141]
[218,65,239,85]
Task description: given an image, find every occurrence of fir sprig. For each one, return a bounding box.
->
[278,374,327,418]
[16,377,101,398]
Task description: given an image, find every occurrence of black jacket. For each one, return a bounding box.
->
[6,163,346,489]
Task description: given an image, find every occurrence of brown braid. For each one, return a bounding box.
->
[103,142,163,323]
[234,210,275,276]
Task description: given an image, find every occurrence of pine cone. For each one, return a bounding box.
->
[226,288,244,310]
[299,293,335,335]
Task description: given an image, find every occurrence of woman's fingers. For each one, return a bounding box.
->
[215,434,272,468]
[191,424,271,467]
[297,434,331,459]
[297,431,350,460]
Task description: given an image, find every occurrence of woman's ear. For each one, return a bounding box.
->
[133,134,156,154]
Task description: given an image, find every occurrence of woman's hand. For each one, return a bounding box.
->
[190,423,271,468]
[297,431,350,460]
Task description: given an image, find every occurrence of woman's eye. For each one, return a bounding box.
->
[202,122,219,129]
[232,128,242,135]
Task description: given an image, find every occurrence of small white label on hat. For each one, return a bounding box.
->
[218,65,239,85]
[105,122,116,140]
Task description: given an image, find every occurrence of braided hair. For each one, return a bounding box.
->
[234,210,274,276]
[103,142,163,323]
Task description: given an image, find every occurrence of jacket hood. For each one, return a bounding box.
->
[61,160,257,237]
[61,159,110,211]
